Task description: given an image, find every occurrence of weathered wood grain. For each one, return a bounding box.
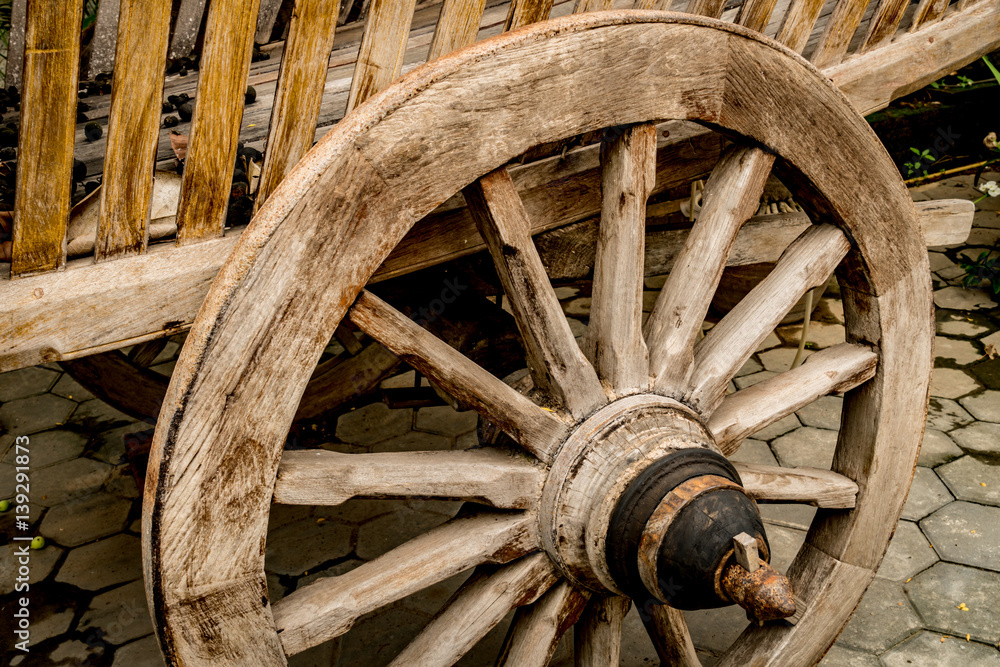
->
[496,581,589,666]
[776,0,827,52]
[574,596,630,666]
[584,123,655,397]
[5,0,27,88]
[574,0,615,11]
[390,554,559,666]
[859,0,909,50]
[646,145,774,396]
[734,463,859,508]
[688,225,851,414]
[466,168,606,419]
[708,342,878,453]
[428,0,488,59]
[256,0,342,210]
[175,0,262,244]
[811,0,871,68]
[11,0,84,276]
[687,0,727,19]
[86,0,121,77]
[349,289,568,461]
[168,0,209,59]
[95,0,172,262]
[911,0,950,30]
[273,511,539,655]
[737,0,780,32]
[505,0,555,30]
[346,0,417,112]
[273,448,544,508]
[642,603,700,667]
[256,0,284,43]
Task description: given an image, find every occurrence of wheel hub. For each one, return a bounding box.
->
[540,394,795,622]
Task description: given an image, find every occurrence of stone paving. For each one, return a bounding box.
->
[1,173,999,665]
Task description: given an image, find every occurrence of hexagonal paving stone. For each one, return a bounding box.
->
[79,579,154,645]
[49,639,105,665]
[55,533,142,590]
[921,502,1000,571]
[336,403,412,446]
[950,422,1000,459]
[683,604,749,654]
[936,318,990,337]
[938,456,1000,507]
[0,542,64,595]
[40,492,132,547]
[758,347,814,373]
[796,395,842,430]
[338,605,429,666]
[960,390,1000,423]
[728,439,777,466]
[836,579,921,652]
[69,398,135,431]
[818,644,880,666]
[734,370,778,390]
[927,397,974,431]
[735,357,763,378]
[371,430,452,453]
[32,458,113,507]
[934,337,983,365]
[762,522,806,573]
[905,562,1000,645]
[878,520,937,581]
[0,394,77,435]
[776,321,845,350]
[901,467,953,521]
[973,357,1000,392]
[414,405,478,437]
[771,427,837,469]
[919,429,964,468]
[112,636,165,667]
[563,297,591,316]
[49,372,95,402]
[2,430,86,468]
[752,413,800,442]
[934,286,996,311]
[931,368,981,400]
[355,507,452,561]
[265,518,352,576]
[883,631,1000,666]
[0,366,59,402]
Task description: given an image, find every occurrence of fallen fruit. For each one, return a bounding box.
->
[30,536,45,550]
[0,500,9,512]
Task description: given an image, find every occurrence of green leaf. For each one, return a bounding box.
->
[983,55,1000,87]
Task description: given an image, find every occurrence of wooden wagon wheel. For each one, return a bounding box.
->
[143,11,932,666]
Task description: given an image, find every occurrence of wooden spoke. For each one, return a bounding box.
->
[708,342,878,454]
[811,0,872,68]
[389,554,559,667]
[350,290,567,462]
[428,0,487,60]
[776,0,826,52]
[274,449,544,509]
[584,123,656,397]
[465,168,606,419]
[272,511,539,656]
[687,224,850,414]
[496,581,590,666]
[127,338,170,368]
[574,595,630,666]
[647,146,775,395]
[346,0,417,113]
[860,0,910,51]
[734,463,859,508]
[911,0,950,30]
[641,602,700,667]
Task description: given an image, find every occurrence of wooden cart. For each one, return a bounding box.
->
[1,0,997,665]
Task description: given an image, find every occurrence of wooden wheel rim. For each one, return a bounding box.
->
[144,11,932,665]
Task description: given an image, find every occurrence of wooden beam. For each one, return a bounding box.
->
[735,462,859,508]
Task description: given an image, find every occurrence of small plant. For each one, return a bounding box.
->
[904,147,936,177]
[959,246,1000,296]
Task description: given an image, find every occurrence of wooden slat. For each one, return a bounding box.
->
[734,462,859,508]
[737,0,781,31]
[688,224,851,414]
[349,289,568,461]
[5,0,27,88]
[11,0,85,276]
[346,0,417,113]
[86,0,121,78]
[272,511,539,655]
[687,0,728,18]
[273,448,544,508]
[646,145,774,395]
[389,554,559,667]
[911,0,950,30]
[168,0,209,59]
[776,0,827,52]
[584,123,655,397]
[956,0,981,9]
[708,342,878,453]
[255,0,341,210]
[811,0,871,68]
[496,582,590,666]
[632,0,672,9]
[860,0,910,50]
[95,0,172,261]
[641,603,700,667]
[574,596,630,666]
[174,0,263,244]
[574,0,615,11]
[505,0,554,30]
[465,168,606,419]
[255,0,284,43]
[428,0,488,60]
